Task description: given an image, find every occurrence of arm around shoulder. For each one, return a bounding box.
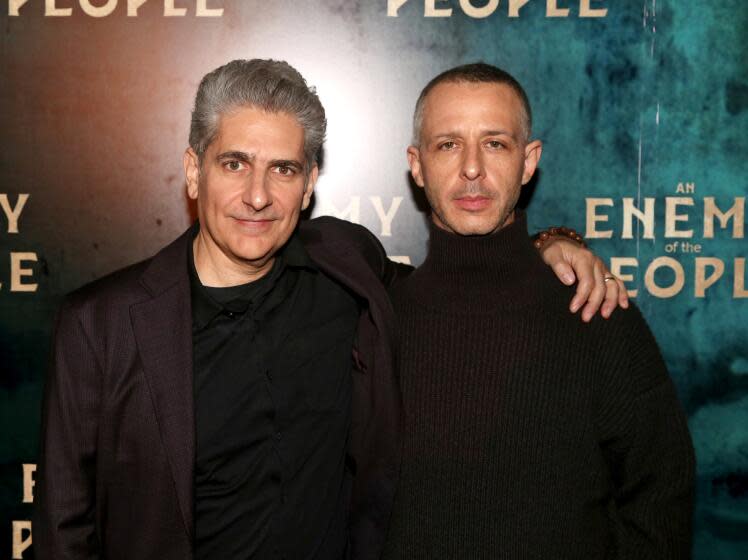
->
[353,222,413,288]
[308,216,413,287]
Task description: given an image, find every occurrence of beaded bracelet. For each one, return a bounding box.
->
[532,226,587,250]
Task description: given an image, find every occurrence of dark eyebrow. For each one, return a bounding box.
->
[216,151,255,163]
[269,159,304,172]
[434,129,518,141]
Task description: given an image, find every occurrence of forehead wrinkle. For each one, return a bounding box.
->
[422,82,530,141]
[482,129,514,137]
[213,107,306,159]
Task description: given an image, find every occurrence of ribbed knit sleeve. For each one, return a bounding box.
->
[594,306,695,559]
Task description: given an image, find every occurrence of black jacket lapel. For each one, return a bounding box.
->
[130,227,195,540]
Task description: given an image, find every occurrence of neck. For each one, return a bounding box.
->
[192,233,273,288]
[409,211,559,312]
[431,209,515,237]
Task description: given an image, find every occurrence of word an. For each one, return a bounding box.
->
[388,0,607,18]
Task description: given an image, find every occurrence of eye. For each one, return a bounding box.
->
[275,165,296,176]
[438,141,456,151]
[486,140,504,149]
[224,160,245,172]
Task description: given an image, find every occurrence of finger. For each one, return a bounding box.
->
[569,257,595,313]
[581,260,606,322]
[551,261,576,286]
[600,271,619,319]
[617,277,630,308]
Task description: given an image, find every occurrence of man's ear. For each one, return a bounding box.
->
[184,148,200,200]
[407,145,425,188]
[301,164,319,211]
[521,140,543,186]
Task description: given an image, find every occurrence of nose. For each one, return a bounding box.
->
[460,143,485,182]
[242,170,271,211]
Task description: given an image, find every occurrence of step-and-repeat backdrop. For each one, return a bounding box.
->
[1,1,745,558]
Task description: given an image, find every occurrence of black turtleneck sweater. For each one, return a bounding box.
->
[383,213,695,560]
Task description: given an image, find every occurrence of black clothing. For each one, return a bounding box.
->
[383,213,695,560]
[35,217,403,560]
[190,234,359,560]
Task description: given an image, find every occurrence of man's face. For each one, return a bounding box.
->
[408,81,542,235]
[184,106,316,275]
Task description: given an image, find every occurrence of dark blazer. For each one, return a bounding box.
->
[34,217,405,560]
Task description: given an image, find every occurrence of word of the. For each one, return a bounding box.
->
[664,241,701,254]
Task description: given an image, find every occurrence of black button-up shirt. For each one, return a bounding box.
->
[190,232,359,560]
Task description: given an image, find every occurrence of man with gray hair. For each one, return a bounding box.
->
[35,59,624,560]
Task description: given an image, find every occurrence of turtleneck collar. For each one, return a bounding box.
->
[404,211,563,313]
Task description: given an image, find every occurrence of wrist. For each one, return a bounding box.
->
[533,226,587,250]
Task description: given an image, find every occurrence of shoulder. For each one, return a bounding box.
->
[62,258,151,319]
[298,216,387,269]
[589,301,660,354]
[534,266,660,359]
[299,216,382,251]
[299,216,414,292]
[521,280,670,399]
[587,301,670,397]
[62,225,192,318]
[65,225,194,309]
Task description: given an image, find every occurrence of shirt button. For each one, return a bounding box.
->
[275,431,282,441]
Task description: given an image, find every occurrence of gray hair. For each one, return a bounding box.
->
[412,62,532,146]
[189,59,326,171]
